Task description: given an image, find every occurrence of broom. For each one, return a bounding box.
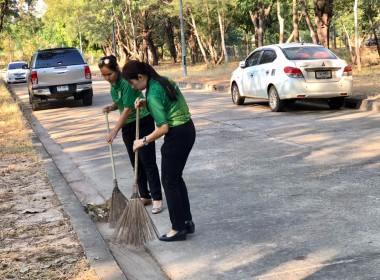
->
[105,112,128,228]
[112,106,159,246]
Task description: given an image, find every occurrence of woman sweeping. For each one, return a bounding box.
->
[99,56,163,214]
[122,60,196,242]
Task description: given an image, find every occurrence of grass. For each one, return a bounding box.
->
[0,82,33,156]
[155,62,239,85]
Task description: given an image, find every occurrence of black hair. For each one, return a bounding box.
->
[98,55,119,72]
[121,60,178,101]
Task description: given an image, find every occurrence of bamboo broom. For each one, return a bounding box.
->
[105,112,128,228]
[112,106,159,246]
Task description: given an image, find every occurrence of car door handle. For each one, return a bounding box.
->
[266,70,269,74]
[250,74,254,77]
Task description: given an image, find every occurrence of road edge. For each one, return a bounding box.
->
[4,81,127,280]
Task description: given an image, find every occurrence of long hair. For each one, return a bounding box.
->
[122,60,178,101]
[98,55,119,72]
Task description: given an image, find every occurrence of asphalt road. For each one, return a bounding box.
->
[10,77,380,279]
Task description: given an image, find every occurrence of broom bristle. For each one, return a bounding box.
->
[108,186,128,228]
[112,197,159,246]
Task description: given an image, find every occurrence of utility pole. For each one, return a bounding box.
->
[179,0,187,76]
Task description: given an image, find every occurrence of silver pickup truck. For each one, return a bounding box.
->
[27,47,93,111]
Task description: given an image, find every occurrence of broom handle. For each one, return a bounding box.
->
[105,112,117,181]
[134,106,140,185]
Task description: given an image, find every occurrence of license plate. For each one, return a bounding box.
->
[315,70,332,79]
[57,85,69,92]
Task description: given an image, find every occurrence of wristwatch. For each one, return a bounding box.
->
[143,136,148,146]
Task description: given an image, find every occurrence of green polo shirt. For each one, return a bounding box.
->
[110,76,150,123]
[147,77,191,127]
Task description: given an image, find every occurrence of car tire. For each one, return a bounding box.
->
[327,97,344,110]
[82,89,93,106]
[268,86,284,112]
[31,96,41,111]
[231,83,245,105]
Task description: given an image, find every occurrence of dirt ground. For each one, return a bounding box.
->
[0,83,99,280]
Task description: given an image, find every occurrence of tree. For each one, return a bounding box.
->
[314,0,334,47]
[293,0,300,42]
[277,0,284,43]
[0,0,9,33]
[354,0,361,69]
[300,0,318,44]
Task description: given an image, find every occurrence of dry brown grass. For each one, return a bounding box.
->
[0,81,100,280]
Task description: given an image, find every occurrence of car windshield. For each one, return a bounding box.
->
[35,49,85,68]
[8,63,27,70]
[283,47,337,60]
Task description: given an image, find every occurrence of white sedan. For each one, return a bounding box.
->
[230,43,353,112]
[4,61,29,84]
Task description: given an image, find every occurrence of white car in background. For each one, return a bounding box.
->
[230,43,353,112]
[5,61,29,83]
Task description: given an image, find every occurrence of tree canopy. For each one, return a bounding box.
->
[0,0,379,65]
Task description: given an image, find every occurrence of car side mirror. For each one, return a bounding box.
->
[239,61,247,68]
[22,65,29,69]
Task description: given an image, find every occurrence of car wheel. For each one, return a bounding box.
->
[231,83,245,105]
[31,97,41,111]
[82,89,93,106]
[268,86,284,112]
[327,97,344,110]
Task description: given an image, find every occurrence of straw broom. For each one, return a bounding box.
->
[112,106,159,246]
[105,112,128,228]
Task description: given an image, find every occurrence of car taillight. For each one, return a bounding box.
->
[31,71,38,84]
[343,66,352,76]
[84,66,91,79]
[284,67,304,78]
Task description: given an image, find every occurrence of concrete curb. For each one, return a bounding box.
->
[4,82,127,280]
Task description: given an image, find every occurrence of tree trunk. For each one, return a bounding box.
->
[189,7,210,65]
[365,4,380,58]
[354,0,361,70]
[0,0,8,33]
[125,0,139,60]
[245,31,250,56]
[217,0,228,63]
[299,0,318,44]
[277,0,284,43]
[142,10,158,65]
[186,28,198,64]
[249,10,259,47]
[165,18,177,64]
[314,0,334,48]
[293,0,300,42]
[341,19,354,62]
[256,1,273,47]
[205,4,216,64]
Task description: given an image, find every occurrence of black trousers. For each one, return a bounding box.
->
[161,119,196,231]
[122,115,162,200]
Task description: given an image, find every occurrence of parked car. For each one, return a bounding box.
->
[26,47,93,111]
[230,43,353,112]
[365,38,376,46]
[4,61,29,83]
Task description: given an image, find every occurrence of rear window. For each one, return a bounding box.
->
[35,49,86,68]
[283,47,337,60]
[8,63,27,70]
